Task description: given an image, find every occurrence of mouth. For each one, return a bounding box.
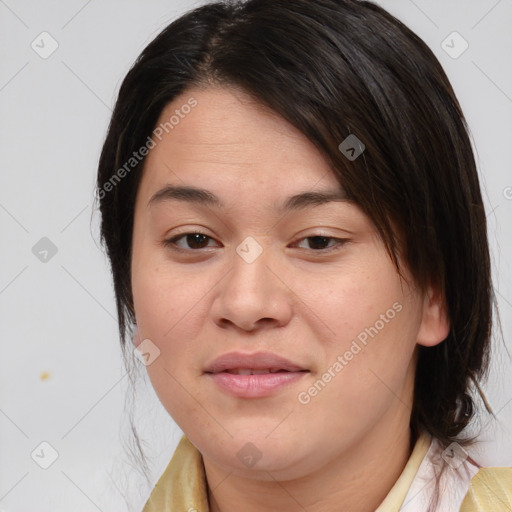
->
[204,352,309,398]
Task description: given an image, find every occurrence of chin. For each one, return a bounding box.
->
[196,430,313,478]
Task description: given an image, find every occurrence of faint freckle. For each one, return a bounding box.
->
[40,371,51,381]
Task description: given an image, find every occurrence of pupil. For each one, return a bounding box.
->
[309,236,329,249]
[188,234,208,249]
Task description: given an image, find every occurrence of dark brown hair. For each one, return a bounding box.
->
[97,0,493,448]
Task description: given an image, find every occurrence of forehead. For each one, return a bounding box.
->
[139,86,342,200]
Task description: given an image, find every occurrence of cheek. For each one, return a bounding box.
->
[294,262,421,414]
[130,251,216,386]
[131,263,212,427]
[295,257,405,344]
[131,227,209,336]
[132,265,205,348]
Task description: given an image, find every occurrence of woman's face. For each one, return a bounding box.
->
[131,86,447,480]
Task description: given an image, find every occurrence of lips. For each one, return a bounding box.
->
[204,351,307,374]
[204,351,309,398]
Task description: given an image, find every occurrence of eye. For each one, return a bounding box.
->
[293,236,348,251]
[163,233,348,254]
[163,232,219,251]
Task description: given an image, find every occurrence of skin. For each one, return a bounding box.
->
[131,86,449,512]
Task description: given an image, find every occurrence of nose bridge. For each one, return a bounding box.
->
[230,235,272,297]
[213,236,292,329]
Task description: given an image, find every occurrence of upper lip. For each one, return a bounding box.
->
[204,351,307,373]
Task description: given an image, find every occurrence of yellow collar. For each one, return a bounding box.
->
[143,436,209,512]
[143,432,431,512]
[141,432,512,511]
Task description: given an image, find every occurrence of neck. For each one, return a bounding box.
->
[205,411,414,512]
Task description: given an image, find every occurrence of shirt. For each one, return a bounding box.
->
[142,432,512,511]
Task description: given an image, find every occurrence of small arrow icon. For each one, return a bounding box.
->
[134,339,160,366]
[339,134,365,161]
[236,237,263,263]
[31,31,59,59]
[237,442,263,468]
[31,441,59,469]
[32,237,58,263]
[441,442,467,468]
[441,32,468,59]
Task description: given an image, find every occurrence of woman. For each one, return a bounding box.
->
[96,0,512,510]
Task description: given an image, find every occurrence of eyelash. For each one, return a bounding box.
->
[162,233,348,254]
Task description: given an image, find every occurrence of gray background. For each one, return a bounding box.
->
[1,0,511,511]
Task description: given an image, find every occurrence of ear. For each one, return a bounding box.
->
[417,284,450,347]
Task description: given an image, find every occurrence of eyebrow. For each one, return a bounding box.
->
[147,185,348,212]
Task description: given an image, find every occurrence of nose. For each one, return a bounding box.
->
[211,244,293,332]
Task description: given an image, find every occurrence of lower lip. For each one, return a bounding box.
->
[207,371,308,398]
